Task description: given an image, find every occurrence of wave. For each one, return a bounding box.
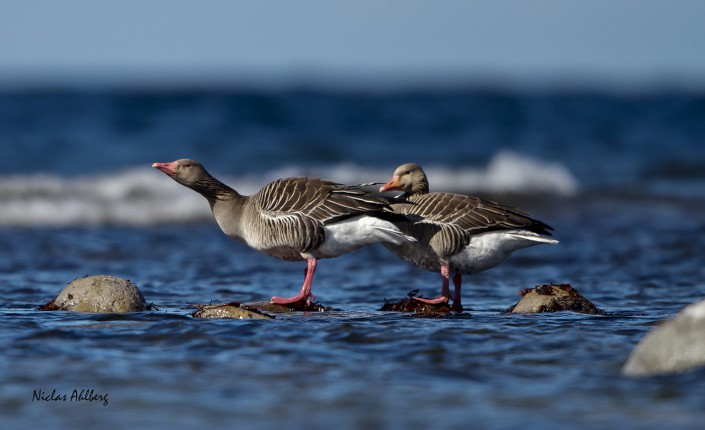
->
[0,151,578,227]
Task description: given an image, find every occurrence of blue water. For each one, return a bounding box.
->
[2,88,705,429]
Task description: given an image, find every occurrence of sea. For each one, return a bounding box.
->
[1,86,705,429]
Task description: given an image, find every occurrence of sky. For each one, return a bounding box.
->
[1,0,705,90]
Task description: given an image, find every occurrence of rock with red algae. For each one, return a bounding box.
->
[506,284,604,314]
[623,299,705,377]
[192,302,274,320]
[38,275,146,313]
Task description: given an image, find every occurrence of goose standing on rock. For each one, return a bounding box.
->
[379,163,558,311]
[153,159,416,306]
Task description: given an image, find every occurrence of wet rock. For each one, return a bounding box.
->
[380,297,453,314]
[242,301,336,313]
[623,299,705,377]
[380,290,456,316]
[506,284,604,314]
[192,302,274,320]
[192,300,334,318]
[38,275,146,313]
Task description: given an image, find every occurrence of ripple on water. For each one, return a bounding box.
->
[1,208,705,429]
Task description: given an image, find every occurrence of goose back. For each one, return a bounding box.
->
[388,192,554,264]
[231,177,398,259]
[255,177,394,224]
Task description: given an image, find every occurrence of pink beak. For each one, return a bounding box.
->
[152,161,178,175]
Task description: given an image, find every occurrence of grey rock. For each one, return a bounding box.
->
[39,275,146,313]
[623,299,705,376]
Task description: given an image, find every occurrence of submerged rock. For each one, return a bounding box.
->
[38,275,146,313]
[192,300,334,318]
[506,284,604,314]
[623,299,705,377]
[192,302,274,320]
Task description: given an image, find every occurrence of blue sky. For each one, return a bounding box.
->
[1,0,704,89]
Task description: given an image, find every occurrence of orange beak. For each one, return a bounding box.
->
[379,175,401,192]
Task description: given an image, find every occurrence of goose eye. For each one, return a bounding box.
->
[184,163,191,168]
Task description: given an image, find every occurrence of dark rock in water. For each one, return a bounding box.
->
[506,284,604,314]
[38,275,146,313]
[380,297,453,314]
[192,302,274,320]
[380,292,456,317]
[243,301,336,313]
[623,299,705,377]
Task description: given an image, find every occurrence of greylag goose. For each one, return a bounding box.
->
[379,163,557,311]
[153,159,416,305]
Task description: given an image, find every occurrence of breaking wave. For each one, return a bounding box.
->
[0,151,577,226]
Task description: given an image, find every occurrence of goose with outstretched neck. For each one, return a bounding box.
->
[153,159,416,306]
[379,162,557,311]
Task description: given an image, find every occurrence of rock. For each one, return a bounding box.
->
[506,283,604,314]
[380,291,456,316]
[192,300,335,319]
[38,275,146,313]
[192,302,274,320]
[623,299,705,377]
[242,301,336,313]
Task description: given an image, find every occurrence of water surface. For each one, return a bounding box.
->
[2,88,705,429]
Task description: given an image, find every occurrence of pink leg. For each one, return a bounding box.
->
[452,273,462,311]
[415,264,451,305]
[271,258,317,305]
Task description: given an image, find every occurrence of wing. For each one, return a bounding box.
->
[400,192,553,235]
[249,177,394,253]
[255,177,392,224]
[390,192,553,258]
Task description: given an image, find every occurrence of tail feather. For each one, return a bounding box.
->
[507,230,559,245]
[373,225,418,245]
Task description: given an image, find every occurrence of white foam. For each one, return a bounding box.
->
[423,150,578,196]
[262,151,579,196]
[0,151,578,227]
[0,169,212,226]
